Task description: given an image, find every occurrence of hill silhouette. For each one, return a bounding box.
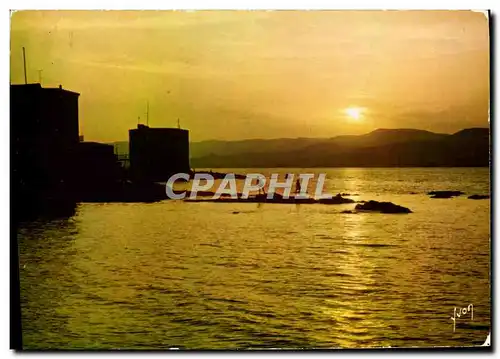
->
[111,128,490,168]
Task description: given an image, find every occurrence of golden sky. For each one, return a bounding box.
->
[10,10,489,142]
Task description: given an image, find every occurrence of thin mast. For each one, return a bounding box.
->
[22,47,27,84]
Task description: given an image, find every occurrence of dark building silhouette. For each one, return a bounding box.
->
[11,84,81,218]
[76,141,121,186]
[129,124,190,182]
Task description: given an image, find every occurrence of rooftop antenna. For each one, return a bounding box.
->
[22,47,27,84]
[38,69,43,85]
[177,118,181,129]
[146,101,149,126]
[138,116,141,126]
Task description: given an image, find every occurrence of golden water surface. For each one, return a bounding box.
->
[18,168,490,349]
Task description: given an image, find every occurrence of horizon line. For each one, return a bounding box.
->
[105,126,490,144]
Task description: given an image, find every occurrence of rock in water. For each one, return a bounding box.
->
[468,194,490,200]
[428,190,464,199]
[318,195,355,204]
[355,200,412,214]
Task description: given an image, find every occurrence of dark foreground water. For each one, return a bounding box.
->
[18,168,490,349]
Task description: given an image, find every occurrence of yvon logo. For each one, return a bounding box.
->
[450,304,473,332]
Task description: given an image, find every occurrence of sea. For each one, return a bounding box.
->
[17,168,491,349]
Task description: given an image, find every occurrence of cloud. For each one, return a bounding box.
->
[10,10,490,141]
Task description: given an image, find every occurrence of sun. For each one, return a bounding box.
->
[344,107,364,121]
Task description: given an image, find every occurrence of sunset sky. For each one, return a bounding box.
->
[10,10,489,142]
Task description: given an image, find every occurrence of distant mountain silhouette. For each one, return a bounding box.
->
[111,128,490,168]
